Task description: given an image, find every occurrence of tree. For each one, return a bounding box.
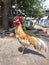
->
[0,0,45,30]
[1,0,11,30]
[16,0,45,17]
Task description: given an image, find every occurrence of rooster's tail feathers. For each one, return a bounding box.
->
[33,37,48,52]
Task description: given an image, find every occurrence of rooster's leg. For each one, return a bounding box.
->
[22,46,25,54]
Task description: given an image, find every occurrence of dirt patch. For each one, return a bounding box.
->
[0,37,49,65]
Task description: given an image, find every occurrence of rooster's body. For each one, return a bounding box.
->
[14,16,48,54]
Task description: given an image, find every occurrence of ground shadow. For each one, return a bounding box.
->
[18,47,45,58]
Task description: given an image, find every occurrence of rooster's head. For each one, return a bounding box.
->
[13,16,23,27]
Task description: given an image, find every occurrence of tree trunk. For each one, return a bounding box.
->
[2,0,11,30]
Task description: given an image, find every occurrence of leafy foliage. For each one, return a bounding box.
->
[1,0,45,18]
[15,0,45,17]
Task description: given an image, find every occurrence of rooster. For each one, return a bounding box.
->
[14,16,48,54]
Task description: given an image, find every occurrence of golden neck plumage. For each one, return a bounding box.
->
[15,23,25,35]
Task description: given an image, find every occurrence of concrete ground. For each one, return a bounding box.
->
[0,36,49,65]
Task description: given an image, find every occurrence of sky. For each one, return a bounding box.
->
[43,0,49,9]
[44,0,49,5]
